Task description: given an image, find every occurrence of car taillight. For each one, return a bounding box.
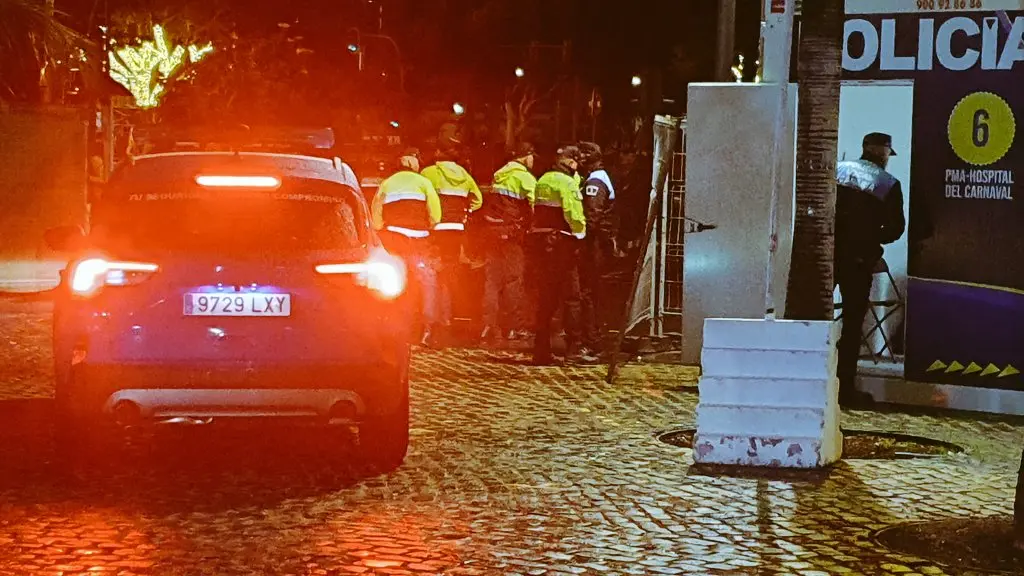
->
[70,258,159,296]
[195,175,281,188]
[316,252,406,299]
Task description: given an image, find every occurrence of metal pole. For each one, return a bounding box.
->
[349,28,364,71]
[761,0,795,318]
[364,32,405,93]
[715,0,737,82]
[103,99,114,179]
[762,0,795,83]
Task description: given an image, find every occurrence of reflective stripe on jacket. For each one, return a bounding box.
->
[484,161,536,231]
[372,171,442,234]
[421,162,482,229]
[436,188,472,227]
[531,171,586,237]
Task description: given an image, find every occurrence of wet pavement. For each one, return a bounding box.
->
[1,299,1023,575]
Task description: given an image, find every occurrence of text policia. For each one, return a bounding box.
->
[843,12,1024,72]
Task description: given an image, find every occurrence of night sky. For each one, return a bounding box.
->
[57,0,763,108]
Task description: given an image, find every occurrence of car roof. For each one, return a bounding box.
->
[114,152,362,192]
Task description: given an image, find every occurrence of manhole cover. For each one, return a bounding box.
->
[658,429,963,460]
[875,517,1024,574]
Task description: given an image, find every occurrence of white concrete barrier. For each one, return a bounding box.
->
[694,318,842,468]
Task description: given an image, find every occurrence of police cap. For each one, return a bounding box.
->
[514,141,536,159]
[862,132,897,156]
[557,145,581,162]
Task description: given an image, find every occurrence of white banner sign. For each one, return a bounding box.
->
[847,0,1024,14]
[843,11,1024,74]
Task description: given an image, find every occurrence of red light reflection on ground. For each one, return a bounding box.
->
[319,510,465,573]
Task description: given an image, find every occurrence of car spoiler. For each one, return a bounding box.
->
[132,125,337,157]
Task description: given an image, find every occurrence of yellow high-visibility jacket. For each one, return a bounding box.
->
[531,170,586,238]
[371,170,442,237]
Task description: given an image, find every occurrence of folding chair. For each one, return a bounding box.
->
[833,257,904,363]
[863,258,903,363]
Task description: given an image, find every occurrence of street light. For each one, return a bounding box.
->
[346,27,405,92]
[514,67,525,78]
[631,75,642,87]
[452,102,465,116]
[347,28,365,71]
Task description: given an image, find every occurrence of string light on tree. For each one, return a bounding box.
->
[108,25,214,108]
[631,75,642,87]
[188,43,214,63]
[452,102,465,116]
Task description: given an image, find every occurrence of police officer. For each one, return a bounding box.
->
[835,132,905,407]
[574,141,617,356]
[371,148,443,345]
[479,142,537,342]
[421,145,483,345]
[529,146,589,365]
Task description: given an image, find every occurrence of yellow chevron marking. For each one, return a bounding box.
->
[981,363,1001,377]
[927,360,947,372]
[945,361,965,374]
[963,362,983,375]
[999,365,1020,378]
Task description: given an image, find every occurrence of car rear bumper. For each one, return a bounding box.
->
[103,388,366,423]
[63,360,408,425]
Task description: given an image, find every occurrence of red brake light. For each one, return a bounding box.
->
[316,251,406,299]
[195,175,281,188]
[70,258,159,296]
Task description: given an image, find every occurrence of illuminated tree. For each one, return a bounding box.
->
[108,24,212,108]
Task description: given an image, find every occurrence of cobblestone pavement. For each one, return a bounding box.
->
[1,299,1024,575]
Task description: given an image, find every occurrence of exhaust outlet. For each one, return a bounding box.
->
[112,400,142,427]
[328,400,358,422]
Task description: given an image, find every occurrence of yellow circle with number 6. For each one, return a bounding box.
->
[947,92,1016,167]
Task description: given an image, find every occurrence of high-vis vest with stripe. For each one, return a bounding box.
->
[421,162,483,232]
[372,171,442,238]
[485,161,536,229]
[531,171,586,238]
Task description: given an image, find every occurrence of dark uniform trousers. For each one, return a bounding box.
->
[530,231,581,360]
[481,230,526,332]
[378,230,439,340]
[430,230,463,326]
[579,230,613,350]
[834,253,876,401]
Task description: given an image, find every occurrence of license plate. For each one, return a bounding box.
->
[183,293,291,317]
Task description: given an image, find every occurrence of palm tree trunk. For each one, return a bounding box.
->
[39,0,55,103]
[783,0,844,321]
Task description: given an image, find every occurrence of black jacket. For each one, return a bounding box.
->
[834,158,905,264]
[581,168,616,239]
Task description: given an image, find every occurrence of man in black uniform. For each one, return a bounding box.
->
[834,132,905,407]
[574,141,617,356]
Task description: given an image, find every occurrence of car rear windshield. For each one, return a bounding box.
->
[91,180,366,255]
